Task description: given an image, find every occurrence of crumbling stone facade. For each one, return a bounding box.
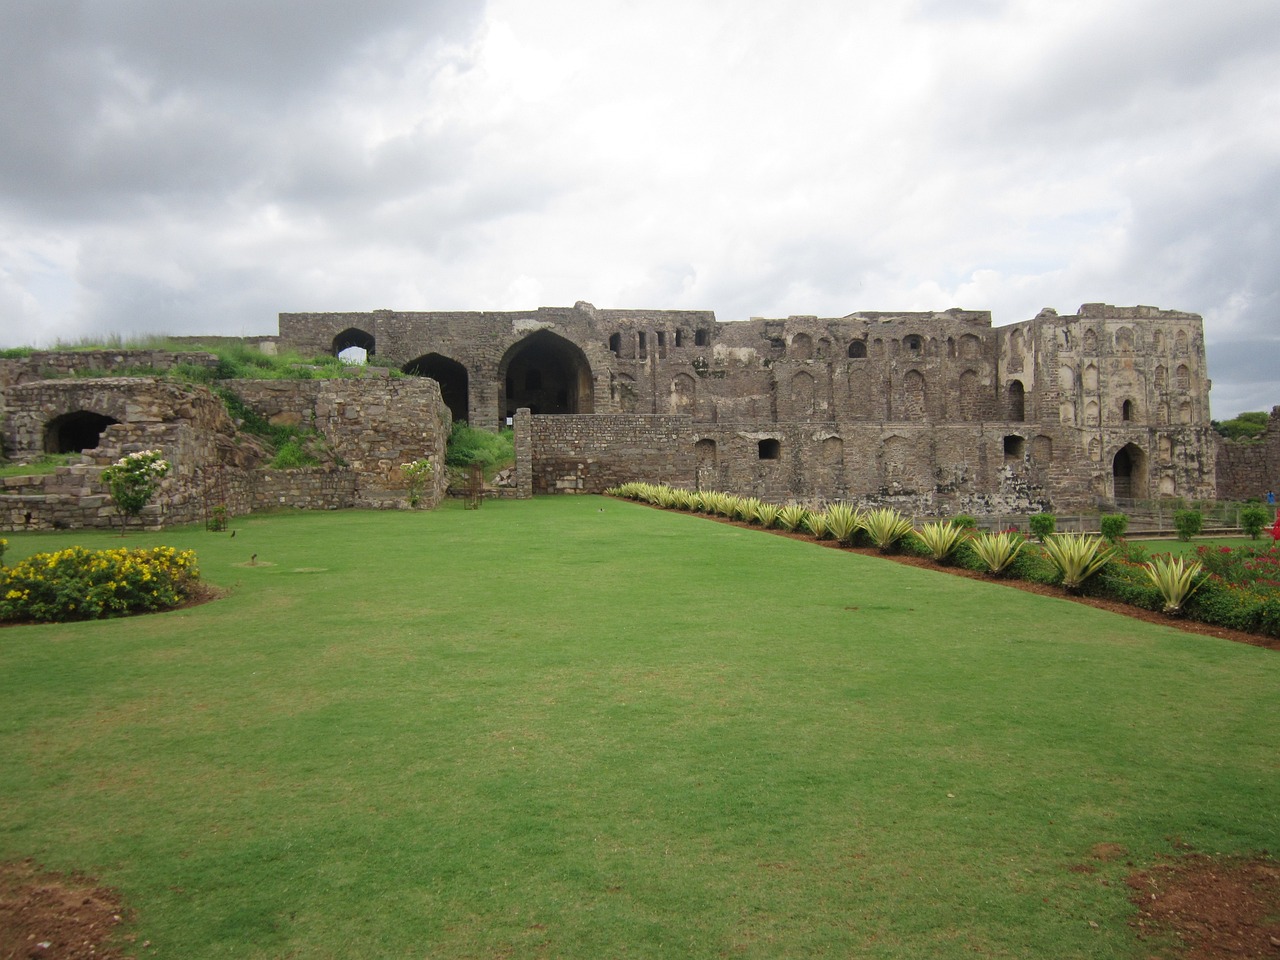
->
[275,301,1218,510]
[1215,407,1280,502]
[0,356,449,531]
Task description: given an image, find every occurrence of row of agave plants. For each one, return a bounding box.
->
[606,482,1280,638]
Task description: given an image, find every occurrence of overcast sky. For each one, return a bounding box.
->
[2,0,1277,418]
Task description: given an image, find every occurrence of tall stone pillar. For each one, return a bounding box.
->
[514,407,533,499]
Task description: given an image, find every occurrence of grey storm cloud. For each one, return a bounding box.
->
[0,0,1276,417]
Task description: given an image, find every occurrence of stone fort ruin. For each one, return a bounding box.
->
[2,297,1260,532]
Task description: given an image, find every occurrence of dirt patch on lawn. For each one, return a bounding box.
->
[1126,853,1280,959]
[0,860,135,960]
[4,852,1277,959]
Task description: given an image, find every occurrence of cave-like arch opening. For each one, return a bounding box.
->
[44,410,120,454]
[403,353,470,424]
[499,331,594,421]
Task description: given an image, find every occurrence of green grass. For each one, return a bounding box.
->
[0,453,79,478]
[1131,535,1273,555]
[1,497,1277,958]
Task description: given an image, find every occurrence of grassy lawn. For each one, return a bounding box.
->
[2,497,1277,959]
[1131,535,1276,555]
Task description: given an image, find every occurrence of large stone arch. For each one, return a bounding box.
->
[403,353,469,425]
[44,410,121,453]
[499,330,594,419]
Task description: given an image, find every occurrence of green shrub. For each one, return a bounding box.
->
[1240,505,1270,539]
[271,437,320,469]
[1173,509,1203,541]
[0,545,199,623]
[0,537,6,566]
[951,514,977,530]
[1028,513,1055,541]
[446,424,515,477]
[862,507,913,552]
[1040,533,1113,593]
[1099,513,1129,542]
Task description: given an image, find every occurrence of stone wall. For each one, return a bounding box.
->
[0,351,219,390]
[527,414,694,493]
[1215,407,1280,502]
[0,374,451,531]
[276,300,1218,507]
[222,377,450,507]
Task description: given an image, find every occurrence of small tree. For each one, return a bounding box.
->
[101,449,170,535]
[1240,505,1269,540]
[1099,513,1129,543]
[1028,512,1056,541]
[1173,509,1203,542]
[401,458,434,508]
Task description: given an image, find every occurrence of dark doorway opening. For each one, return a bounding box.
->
[44,411,120,454]
[1112,443,1147,500]
[499,331,594,422]
[404,353,469,424]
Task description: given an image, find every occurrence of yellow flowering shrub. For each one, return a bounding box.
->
[0,545,199,623]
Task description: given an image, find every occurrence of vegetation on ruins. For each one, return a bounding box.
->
[444,423,515,480]
[0,501,1276,959]
[0,453,77,478]
[1212,410,1269,442]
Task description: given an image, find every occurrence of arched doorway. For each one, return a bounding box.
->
[499,331,594,420]
[1112,443,1147,500]
[333,327,375,365]
[404,353,469,424]
[44,411,120,453]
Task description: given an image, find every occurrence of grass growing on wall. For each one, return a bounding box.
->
[1,497,1276,959]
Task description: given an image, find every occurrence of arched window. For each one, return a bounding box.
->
[1007,380,1025,422]
[758,438,781,460]
[847,340,867,358]
[1121,399,1134,421]
[608,333,622,356]
[903,334,923,354]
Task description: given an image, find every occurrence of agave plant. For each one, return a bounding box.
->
[669,488,697,511]
[804,510,831,540]
[915,520,966,562]
[824,502,863,545]
[776,503,809,532]
[1041,533,1113,593]
[1143,555,1205,614]
[970,530,1025,575]
[753,501,781,529]
[862,507,914,552]
[734,496,763,523]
